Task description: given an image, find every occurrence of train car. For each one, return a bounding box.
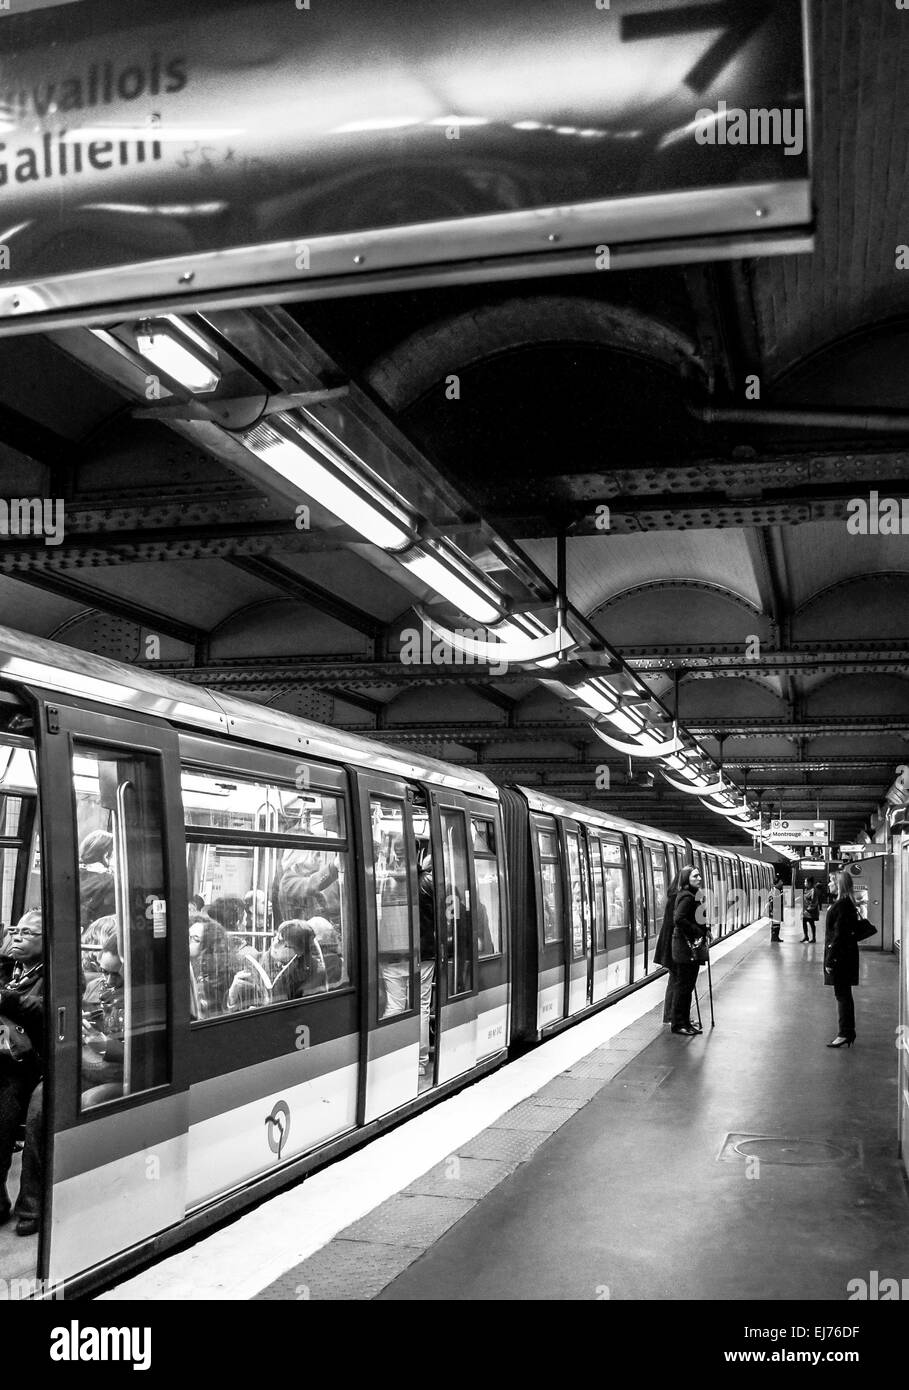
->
[502,790,773,1043]
[0,626,770,1296]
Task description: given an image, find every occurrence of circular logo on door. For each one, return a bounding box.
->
[265,1100,291,1159]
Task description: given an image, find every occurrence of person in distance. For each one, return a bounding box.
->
[670,865,709,1036]
[823,872,860,1049]
[801,875,820,943]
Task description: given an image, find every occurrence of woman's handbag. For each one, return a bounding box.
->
[0,1014,33,1063]
[853,918,878,942]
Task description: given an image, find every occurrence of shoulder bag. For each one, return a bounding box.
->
[0,1014,33,1063]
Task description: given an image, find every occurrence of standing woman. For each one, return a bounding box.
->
[769,874,784,942]
[653,871,680,1025]
[671,865,708,1036]
[823,872,860,1048]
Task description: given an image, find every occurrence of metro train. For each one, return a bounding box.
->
[0,626,774,1296]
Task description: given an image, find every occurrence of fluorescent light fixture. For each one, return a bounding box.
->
[492,613,565,668]
[400,540,505,625]
[574,679,620,717]
[604,708,646,737]
[244,419,416,552]
[134,317,220,393]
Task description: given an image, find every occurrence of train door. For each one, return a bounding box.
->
[530,813,566,1030]
[602,834,632,993]
[360,775,420,1122]
[35,701,189,1291]
[564,824,591,1015]
[432,793,479,1083]
[470,805,509,1060]
[628,837,647,982]
[644,842,667,975]
[589,835,610,1003]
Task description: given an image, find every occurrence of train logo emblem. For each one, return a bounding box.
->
[265,1100,291,1159]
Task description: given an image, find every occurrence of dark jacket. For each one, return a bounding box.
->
[672,888,707,963]
[803,885,821,920]
[79,867,116,927]
[653,890,678,968]
[824,899,860,988]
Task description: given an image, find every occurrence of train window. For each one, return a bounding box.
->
[601,838,630,932]
[471,817,501,958]
[590,838,606,951]
[73,745,170,1110]
[628,841,646,941]
[371,796,414,1018]
[441,809,474,997]
[647,845,667,933]
[182,771,345,838]
[536,822,563,944]
[565,831,586,959]
[185,841,352,1014]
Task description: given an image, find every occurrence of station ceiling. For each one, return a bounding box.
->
[1,0,907,847]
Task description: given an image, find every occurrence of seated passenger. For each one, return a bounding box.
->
[0,909,45,1235]
[81,911,117,983]
[271,921,327,1001]
[189,914,238,1018]
[81,919,126,1105]
[309,916,342,987]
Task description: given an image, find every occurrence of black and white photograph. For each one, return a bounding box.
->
[0,0,906,1356]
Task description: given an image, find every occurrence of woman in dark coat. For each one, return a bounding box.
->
[653,872,680,1025]
[823,871,860,1047]
[670,865,708,1035]
[271,921,327,1001]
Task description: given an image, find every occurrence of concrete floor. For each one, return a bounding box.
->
[379,939,909,1301]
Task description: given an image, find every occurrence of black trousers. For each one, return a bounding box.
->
[802,916,817,940]
[0,1066,41,1217]
[662,963,678,1023]
[834,984,856,1040]
[672,962,699,1028]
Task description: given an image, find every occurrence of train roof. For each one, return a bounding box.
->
[0,625,499,798]
[517,786,769,862]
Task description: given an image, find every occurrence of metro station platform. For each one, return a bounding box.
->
[103,922,908,1305]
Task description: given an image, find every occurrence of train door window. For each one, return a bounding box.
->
[565,830,587,959]
[371,795,413,1019]
[628,839,646,941]
[536,821,564,944]
[441,808,474,997]
[647,844,667,933]
[601,837,630,932]
[590,837,606,951]
[471,816,502,958]
[707,855,719,922]
[73,745,170,1108]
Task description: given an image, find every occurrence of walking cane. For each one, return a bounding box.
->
[692,978,703,1031]
[706,944,716,1027]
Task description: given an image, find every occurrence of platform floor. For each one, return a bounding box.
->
[104,922,909,1302]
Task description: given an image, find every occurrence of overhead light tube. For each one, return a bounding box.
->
[244,418,416,552]
[134,316,221,393]
[399,539,505,626]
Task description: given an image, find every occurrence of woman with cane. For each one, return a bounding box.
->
[670,865,709,1035]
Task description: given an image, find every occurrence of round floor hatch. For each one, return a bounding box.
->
[733,1137,846,1166]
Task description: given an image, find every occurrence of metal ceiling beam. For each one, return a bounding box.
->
[324,719,909,745]
[228,556,386,639]
[0,567,203,646]
[145,658,533,688]
[626,643,909,675]
[481,451,909,534]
